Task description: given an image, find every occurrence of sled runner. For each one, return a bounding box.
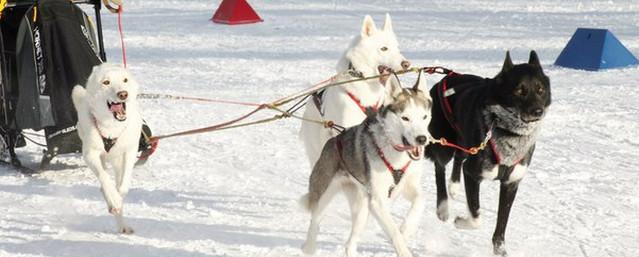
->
[0,0,153,173]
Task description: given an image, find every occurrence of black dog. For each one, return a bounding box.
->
[425,51,551,256]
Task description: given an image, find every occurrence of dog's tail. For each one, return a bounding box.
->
[298,193,312,212]
[71,85,86,110]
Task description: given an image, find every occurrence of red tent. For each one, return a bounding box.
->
[211,0,263,25]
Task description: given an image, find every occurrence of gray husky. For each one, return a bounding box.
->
[300,71,432,257]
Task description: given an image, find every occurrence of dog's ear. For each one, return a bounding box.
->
[501,51,514,73]
[528,50,541,67]
[382,13,393,32]
[412,69,426,92]
[361,15,377,38]
[387,75,404,100]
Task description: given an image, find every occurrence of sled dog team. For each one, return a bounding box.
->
[73,14,551,257]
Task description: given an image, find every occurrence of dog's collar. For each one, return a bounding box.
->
[91,114,127,153]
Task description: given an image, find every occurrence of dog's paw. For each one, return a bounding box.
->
[454,216,481,230]
[436,200,449,222]
[301,241,317,255]
[448,181,461,200]
[119,226,134,235]
[493,239,508,256]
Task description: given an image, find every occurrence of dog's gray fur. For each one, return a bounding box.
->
[482,106,542,167]
[300,77,432,257]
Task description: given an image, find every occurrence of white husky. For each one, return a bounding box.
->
[299,14,410,166]
[300,72,432,257]
[72,63,142,234]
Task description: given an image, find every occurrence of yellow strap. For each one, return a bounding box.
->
[32,6,38,22]
[0,0,7,19]
[101,0,119,13]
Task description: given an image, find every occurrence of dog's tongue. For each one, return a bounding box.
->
[110,103,124,113]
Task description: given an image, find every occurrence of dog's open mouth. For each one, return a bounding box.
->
[107,101,127,121]
[378,65,392,84]
[400,136,422,161]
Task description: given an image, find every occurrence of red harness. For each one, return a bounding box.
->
[346,91,382,116]
[335,130,412,198]
[370,132,412,198]
[438,75,464,134]
[372,138,411,184]
[436,74,509,165]
[311,90,382,119]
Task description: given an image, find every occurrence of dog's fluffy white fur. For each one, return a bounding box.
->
[72,63,142,234]
[299,14,410,166]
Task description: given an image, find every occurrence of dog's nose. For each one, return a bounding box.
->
[530,108,544,117]
[401,60,411,70]
[415,135,428,145]
[117,91,128,101]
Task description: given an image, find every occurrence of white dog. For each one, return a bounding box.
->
[72,63,142,234]
[301,72,432,257]
[299,14,410,166]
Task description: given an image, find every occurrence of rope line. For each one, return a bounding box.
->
[138,93,263,107]
[117,6,127,68]
[147,66,445,143]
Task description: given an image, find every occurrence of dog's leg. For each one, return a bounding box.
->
[85,152,133,233]
[113,211,134,234]
[85,152,122,214]
[400,174,424,241]
[117,150,137,197]
[369,188,413,257]
[454,171,482,230]
[112,152,136,234]
[448,153,464,199]
[113,156,124,191]
[302,177,341,255]
[434,162,449,222]
[493,175,520,256]
[343,182,369,257]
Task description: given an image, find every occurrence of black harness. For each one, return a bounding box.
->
[312,62,366,117]
[101,137,117,152]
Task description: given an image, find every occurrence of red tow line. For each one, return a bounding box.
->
[117,6,127,68]
[346,91,381,115]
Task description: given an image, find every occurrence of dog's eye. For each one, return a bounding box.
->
[536,86,544,94]
[401,116,410,121]
[423,115,428,120]
[123,78,128,83]
[380,46,388,51]
[514,88,524,96]
[102,80,110,86]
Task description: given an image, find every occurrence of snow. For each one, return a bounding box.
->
[2,0,639,256]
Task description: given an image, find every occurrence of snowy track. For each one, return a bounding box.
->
[1,0,638,256]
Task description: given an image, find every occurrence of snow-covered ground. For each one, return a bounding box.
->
[2,0,638,256]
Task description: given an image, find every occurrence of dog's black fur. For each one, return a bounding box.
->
[425,51,551,256]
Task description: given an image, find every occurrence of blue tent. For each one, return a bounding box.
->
[555,28,639,71]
